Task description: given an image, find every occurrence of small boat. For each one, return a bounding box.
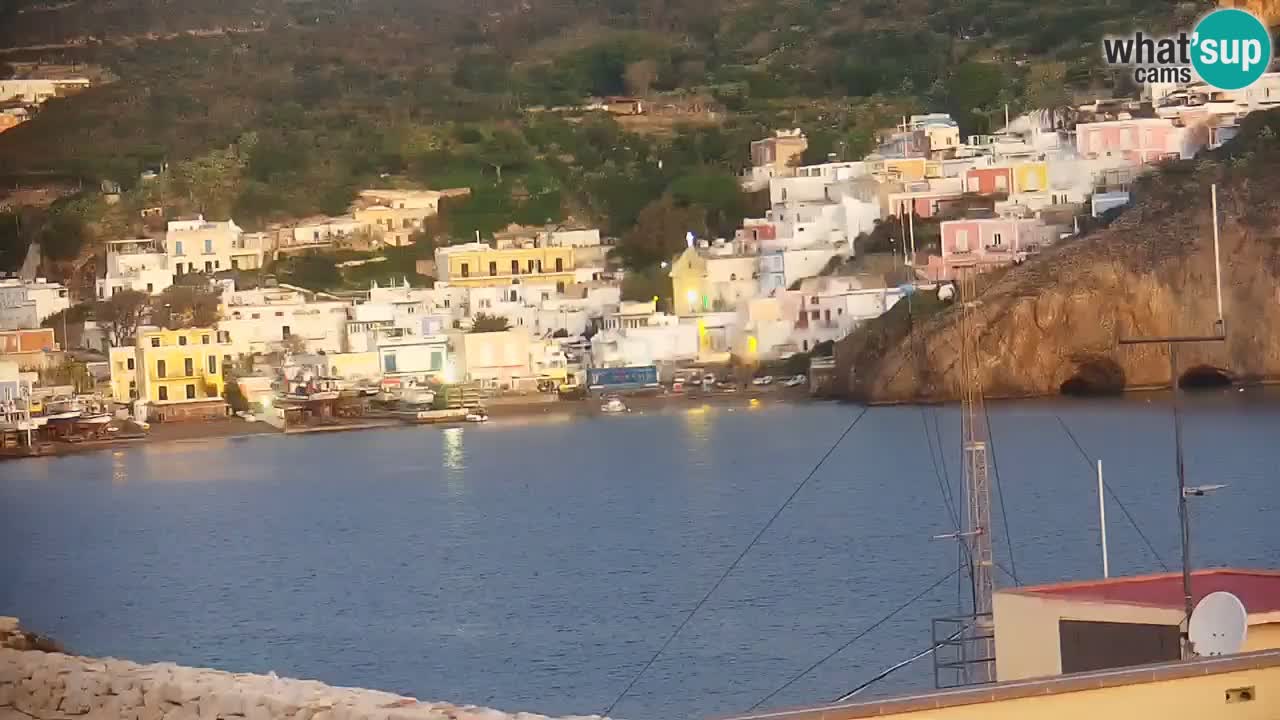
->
[465,410,489,423]
[601,397,628,413]
[75,413,113,426]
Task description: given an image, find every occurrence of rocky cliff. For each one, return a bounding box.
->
[1221,0,1280,25]
[836,110,1280,403]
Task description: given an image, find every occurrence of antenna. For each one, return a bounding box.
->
[1188,592,1248,656]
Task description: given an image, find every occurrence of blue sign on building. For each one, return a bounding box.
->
[588,366,660,391]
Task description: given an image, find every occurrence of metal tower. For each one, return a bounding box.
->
[932,264,996,687]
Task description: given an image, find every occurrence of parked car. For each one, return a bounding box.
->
[751,375,774,386]
[783,374,807,387]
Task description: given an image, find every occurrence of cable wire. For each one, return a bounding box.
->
[603,406,872,715]
[747,566,960,712]
[983,400,1019,585]
[920,407,959,530]
[831,625,967,702]
[1056,415,1171,571]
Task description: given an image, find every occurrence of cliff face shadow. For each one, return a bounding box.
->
[1060,356,1127,396]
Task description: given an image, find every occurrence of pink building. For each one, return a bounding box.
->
[925,217,1050,280]
[1074,118,1197,165]
[965,166,1014,195]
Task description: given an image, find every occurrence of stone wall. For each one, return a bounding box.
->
[0,619,603,720]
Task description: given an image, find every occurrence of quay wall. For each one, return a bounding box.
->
[0,619,604,720]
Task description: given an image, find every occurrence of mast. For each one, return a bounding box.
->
[958,266,995,684]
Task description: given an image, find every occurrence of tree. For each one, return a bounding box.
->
[621,267,672,310]
[470,312,511,333]
[477,130,530,183]
[95,290,150,347]
[616,194,708,269]
[42,304,92,351]
[1024,62,1078,130]
[152,285,220,329]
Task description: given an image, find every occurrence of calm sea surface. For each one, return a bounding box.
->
[2,391,1278,719]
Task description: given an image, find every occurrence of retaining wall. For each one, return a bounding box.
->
[0,618,604,720]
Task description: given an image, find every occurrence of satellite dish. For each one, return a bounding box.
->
[1189,591,1248,657]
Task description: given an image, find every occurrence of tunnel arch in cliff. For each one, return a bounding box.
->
[1178,365,1234,389]
[1059,355,1127,396]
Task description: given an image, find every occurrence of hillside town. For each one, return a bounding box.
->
[3,69,1280,453]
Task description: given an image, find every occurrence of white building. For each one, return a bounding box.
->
[590,307,698,368]
[539,228,602,247]
[452,329,533,388]
[0,278,70,331]
[166,215,265,278]
[0,78,90,105]
[787,277,905,353]
[285,215,362,249]
[98,238,173,298]
[219,284,352,355]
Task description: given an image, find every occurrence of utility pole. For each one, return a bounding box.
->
[1117,186,1229,657]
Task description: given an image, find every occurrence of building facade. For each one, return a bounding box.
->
[111,327,233,421]
[434,243,577,290]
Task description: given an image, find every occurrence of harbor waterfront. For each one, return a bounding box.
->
[2,392,1278,719]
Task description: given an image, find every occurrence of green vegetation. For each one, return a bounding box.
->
[0,0,1210,277]
[469,313,512,333]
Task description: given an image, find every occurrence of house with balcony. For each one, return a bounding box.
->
[925,215,1059,280]
[110,327,232,421]
[218,284,351,356]
[165,215,264,279]
[434,242,577,292]
[98,238,173,299]
[1074,117,1198,165]
[788,276,906,353]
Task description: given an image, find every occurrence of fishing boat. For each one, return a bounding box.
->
[465,409,489,423]
[600,396,627,413]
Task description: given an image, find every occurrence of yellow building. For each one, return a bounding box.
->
[869,157,928,182]
[110,327,233,421]
[1011,160,1049,193]
[668,246,758,317]
[720,650,1280,720]
[993,568,1280,681]
[434,242,577,290]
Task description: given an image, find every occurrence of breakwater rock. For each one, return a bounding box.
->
[0,618,607,720]
[835,109,1280,403]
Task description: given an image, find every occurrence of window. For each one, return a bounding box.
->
[158,386,168,401]
[837,308,844,315]
[204,261,213,273]
[146,283,154,293]
[202,335,210,345]
[536,259,543,273]
[157,359,167,378]
[955,229,970,252]
[555,257,563,272]
[128,381,137,400]
[314,231,320,242]
[509,290,518,302]
[528,260,535,273]
[992,232,1003,247]
[214,261,220,270]
[403,218,411,229]
[252,313,260,319]
[461,263,470,278]
[810,310,820,320]
[217,331,230,343]
[203,239,213,254]
[174,241,184,256]
[282,326,291,339]
[556,282,565,293]
[995,174,1008,192]
[275,311,284,317]
[810,296,819,305]
[384,352,397,373]
[443,299,450,308]
[151,337,161,347]
[186,384,196,399]
[208,356,217,374]
[730,273,737,281]
[489,261,498,276]
[179,335,188,346]
[184,358,194,376]
[126,358,135,370]
[802,340,808,351]
[511,259,520,275]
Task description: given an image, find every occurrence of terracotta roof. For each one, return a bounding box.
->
[1009,568,1280,614]
[716,649,1280,720]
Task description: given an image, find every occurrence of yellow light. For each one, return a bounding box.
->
[747,335,758,354]
[652,295,659,303]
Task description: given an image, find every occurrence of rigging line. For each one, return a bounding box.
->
[983,399,1019,585]
[920,406,959,530]
[832,626,968,703]
[603,406,872,716]
[1055,415,1171,572]
[930,409,958,526]
[747,567,961,712]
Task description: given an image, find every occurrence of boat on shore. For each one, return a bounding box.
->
[601,396,628,413]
